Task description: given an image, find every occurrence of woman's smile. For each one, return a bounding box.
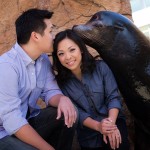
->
[66,60,76,66]
[57,38,82,74]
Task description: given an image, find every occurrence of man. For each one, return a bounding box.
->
[0,8,77,150]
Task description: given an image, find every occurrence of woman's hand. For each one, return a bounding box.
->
[98,118,117,134]
[103,127,122,149]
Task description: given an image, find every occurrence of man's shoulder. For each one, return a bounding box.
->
[0,47,18,64]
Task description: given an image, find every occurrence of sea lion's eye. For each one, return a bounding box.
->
[92,15,99,20]
[94,24,99,28]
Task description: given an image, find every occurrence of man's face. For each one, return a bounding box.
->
[38,19,54,54]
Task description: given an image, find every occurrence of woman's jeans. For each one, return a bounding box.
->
[0,107,75,150]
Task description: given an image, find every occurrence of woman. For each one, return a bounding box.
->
[52,29,130,150]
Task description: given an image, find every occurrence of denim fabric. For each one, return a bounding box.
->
[59,60,125,148]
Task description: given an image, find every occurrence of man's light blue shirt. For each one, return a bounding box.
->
[0,43,62,138]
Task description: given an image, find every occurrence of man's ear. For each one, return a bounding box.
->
[31,31,40,41]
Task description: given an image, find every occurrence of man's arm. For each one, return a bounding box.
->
[15,124,54,150]
[0,63,54,150]
[40,57,77,128]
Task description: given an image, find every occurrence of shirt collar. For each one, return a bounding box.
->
[14,42,44,66]
[14,42,33,66]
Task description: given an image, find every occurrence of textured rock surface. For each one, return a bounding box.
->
[0,0,132,54]
[0,0,133,150]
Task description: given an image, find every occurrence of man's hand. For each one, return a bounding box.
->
[56,96,77,128]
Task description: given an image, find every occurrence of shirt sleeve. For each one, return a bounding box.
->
[0,63,28,135]
[100,61,122,110]
[40,56,62,106]
[77,108,91,127]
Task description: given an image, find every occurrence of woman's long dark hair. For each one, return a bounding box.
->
[52,29,96,83]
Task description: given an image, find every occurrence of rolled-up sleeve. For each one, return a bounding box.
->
[40,57,62,106]
[0,63,28,135]
[78,108,91,127]
[101,61,122,110]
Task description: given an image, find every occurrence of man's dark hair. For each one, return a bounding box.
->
[15,8,53,44]
[52,29,96,82]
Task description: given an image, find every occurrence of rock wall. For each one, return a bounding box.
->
[0,0,134,149]
[0,0,132,54]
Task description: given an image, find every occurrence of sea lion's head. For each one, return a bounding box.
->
[73,11,137,51]
[73,11,148,62]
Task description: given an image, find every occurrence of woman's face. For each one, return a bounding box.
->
[57,38,82,74]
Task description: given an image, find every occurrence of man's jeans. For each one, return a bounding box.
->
[0,107,75,150]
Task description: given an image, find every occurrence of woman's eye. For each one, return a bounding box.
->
[70,48,75,52]
[58,53,64,56]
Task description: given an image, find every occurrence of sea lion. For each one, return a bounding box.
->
[73,11,150,150]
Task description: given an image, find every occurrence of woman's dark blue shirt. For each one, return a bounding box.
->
[58,60,124,148]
